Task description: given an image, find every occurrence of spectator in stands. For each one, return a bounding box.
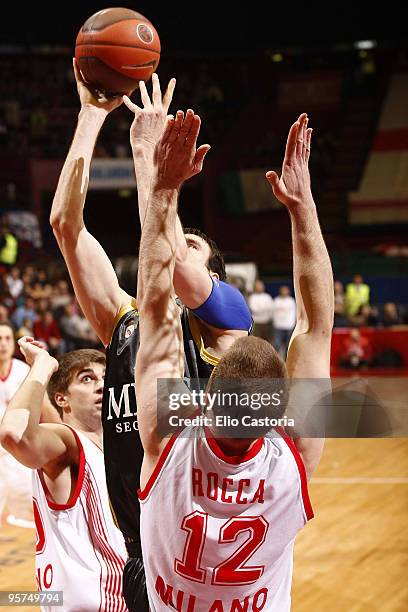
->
[340,329,371,369]
[15,317,34,340]
[334,280,347,326]
[5,267,24,301]
[227,275,247,298]
[349,304,380,328]
[59,300,100,351]
[33,310,64,356]
[0,305,9,323]
[30,281,52,301]
[11,297,37,330]
[382,302,402,327]
[272,285,296,357]
[0,219,18,269]
[0,276,13,311]
[22,266,35,286]
[36,269,48,286]
[248,280,274,343]
[50,279,72,313]
[345,274,370,317]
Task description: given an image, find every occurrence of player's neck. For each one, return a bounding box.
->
[213,436,256,457]
[0,358,12,378]
[83,430,103,451]
[199,323,247,358]
[65,417,103,449]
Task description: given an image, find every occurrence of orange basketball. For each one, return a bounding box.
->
[75,7,161,96]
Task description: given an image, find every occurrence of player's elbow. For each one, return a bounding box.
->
[50,213,76,242]
[0,430,42,469]
[50,203,84,240]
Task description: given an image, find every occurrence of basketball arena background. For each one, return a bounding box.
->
[0,2,407,610]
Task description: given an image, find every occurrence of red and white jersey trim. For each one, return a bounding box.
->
[275,426,314,520]
[32,427,127,611]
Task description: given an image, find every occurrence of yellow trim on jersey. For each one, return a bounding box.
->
[109,300,138,346]
[188,311,220,367]
[108,496,120,529]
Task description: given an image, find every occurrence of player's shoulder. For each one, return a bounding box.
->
[108,297,138,345]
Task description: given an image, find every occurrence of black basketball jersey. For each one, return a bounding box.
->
[102,303,216,552]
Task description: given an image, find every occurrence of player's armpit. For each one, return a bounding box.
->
[286,327,331,380]
[54,226,132,346]
[294,437,325,480]
[173,259,213,309]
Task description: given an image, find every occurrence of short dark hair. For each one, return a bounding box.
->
[47,349,106,417]
[183,227,226,282]
[207,336,288,438]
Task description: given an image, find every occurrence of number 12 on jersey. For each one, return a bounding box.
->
[175,511,269,586]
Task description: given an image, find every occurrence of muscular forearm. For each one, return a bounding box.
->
[0,355,56,448]
[290,201,333,332]
[138,185,179,308]
[50,108,106,235]
[133,145,188,260]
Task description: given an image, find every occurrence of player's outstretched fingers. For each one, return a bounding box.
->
[163,78,176,112]
[179,109,195,141]
[151,73,162,107]
[266,170,288,204]
[161,115,175,145]
[168,110,184,144]
[72,58,83,83]
[266,170,279,191]
[302,116,309,160]
[305,127,313,163]
[139,80,152,108]
[284,120,300,164]
[194,144,211,174]
[185,114,201,148]
[122,95,141,113]
[295,113,307,159]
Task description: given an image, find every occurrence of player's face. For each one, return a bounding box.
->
[66,362,105,429]
[0,326,15,363]
[184,234,212,271]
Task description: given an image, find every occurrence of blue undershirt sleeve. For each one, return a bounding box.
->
[192,279,252,332]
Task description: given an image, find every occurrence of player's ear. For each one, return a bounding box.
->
[210,272,219,281]
[54,392,70,413]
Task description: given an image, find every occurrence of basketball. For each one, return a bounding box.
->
[75,7,160,96]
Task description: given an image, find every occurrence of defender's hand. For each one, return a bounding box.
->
[123,73,176,151]
[153,109,211,191]
[266,113,313,210]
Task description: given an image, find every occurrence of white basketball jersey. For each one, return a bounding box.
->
[0,358,32,519]
[32,426,128,612]
[139,427,313,612]
[0,358,29,421]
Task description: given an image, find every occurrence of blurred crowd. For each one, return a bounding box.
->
[244,273,407,367]
[333,274,406,328]
[0,262,101,355]
[0,54,228,160]
[1,243,407,368]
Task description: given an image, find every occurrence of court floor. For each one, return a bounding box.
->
[1,438,407,611]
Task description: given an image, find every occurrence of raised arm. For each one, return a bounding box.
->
[0,338,77,471]
[50,60,131,346]
[266,114,334,476]
[135,111,210,466]
[124,75,213,309]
